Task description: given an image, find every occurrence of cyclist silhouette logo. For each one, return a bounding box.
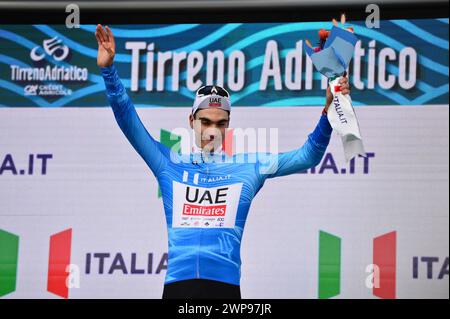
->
[30,37,69,62]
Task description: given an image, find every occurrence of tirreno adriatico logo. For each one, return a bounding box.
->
[9,36,89,98]
[30,37,69,62]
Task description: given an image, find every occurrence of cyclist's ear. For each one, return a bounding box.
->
[189,113,194,129]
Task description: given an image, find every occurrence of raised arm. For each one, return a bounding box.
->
[96,24,168,176]
[257,74,350,179]
[258,114,332,179]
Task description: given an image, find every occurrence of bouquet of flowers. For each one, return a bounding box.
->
[305,14,366,162]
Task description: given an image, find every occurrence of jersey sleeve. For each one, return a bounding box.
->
[101,64,169,176]
[257,114,332,179]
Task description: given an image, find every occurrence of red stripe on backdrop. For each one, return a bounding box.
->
[373,231,397,299]
[47,228,72,299]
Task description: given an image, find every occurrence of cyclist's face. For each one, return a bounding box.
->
[189,108,230,151]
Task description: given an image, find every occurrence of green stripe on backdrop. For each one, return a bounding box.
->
[0,229,19,297]
[318,230,341,299]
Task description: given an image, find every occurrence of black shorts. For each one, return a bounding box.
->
[162,279,241,299]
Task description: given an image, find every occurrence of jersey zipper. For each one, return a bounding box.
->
[196,153,209,279]
[197,230,202,278]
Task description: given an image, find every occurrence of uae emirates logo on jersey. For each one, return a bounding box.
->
[172,180,242,228]
[183,186,227,217]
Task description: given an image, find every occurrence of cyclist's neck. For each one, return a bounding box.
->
[192,143,223,163]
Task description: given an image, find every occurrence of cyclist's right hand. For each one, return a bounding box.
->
[95,24,116,67]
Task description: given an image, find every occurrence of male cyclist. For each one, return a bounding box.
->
[95,24,350,299]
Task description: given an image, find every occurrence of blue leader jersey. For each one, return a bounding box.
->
[101,65,332,286]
